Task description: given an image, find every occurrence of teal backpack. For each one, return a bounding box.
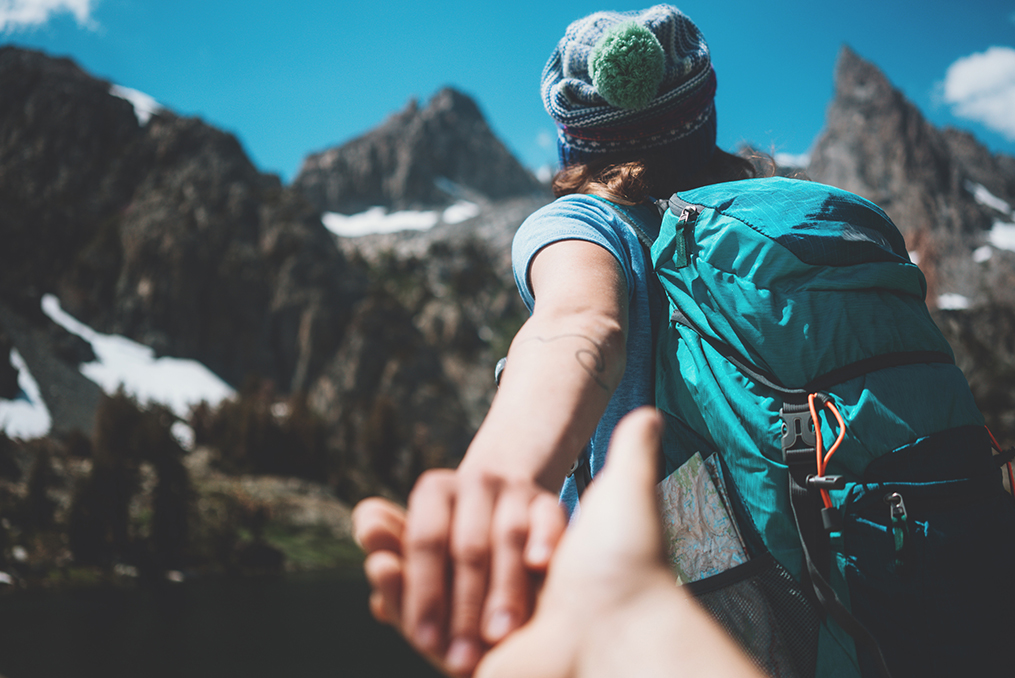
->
[609,177,1015,678]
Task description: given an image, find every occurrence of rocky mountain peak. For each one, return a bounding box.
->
[0,46,368,412]
[809,46,962,231]
[293,87,547,215]
[810,46,1015,226]
[426,86,484,122]
[809,46,1015,306]
[830,45,903,109]
[0,47,494,494]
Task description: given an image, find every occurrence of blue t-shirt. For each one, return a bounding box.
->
[511,193,662,516]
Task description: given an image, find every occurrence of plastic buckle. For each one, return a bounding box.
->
[806,474,845,490]
[781,407,816,452]
[780,405,817,471]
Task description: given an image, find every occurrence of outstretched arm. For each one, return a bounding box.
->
[358,238,629,675]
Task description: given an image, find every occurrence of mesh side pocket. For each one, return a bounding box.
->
[688,553,819,678]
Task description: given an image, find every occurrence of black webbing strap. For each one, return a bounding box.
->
[785,473,895,678]
[781,400,830,580]
[995,446,1015,466]
[781,399,894,678]
[670,308,953,396]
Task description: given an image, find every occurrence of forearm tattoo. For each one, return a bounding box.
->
[521,334,611,390]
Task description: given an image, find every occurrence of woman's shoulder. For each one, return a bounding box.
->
[524,193,619,224]
[520,194,660,244]
[515,194,628,256]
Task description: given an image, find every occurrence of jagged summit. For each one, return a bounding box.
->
[0,47,492,491]
[810,46,1015,232]
[293,87,547,215]
[810,46,974,235]
[809,46,1015,301]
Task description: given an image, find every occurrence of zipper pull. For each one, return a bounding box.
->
[661,195,700,269]
[678,205,700,227]
[885,492,908,572]
[886,492,907,521]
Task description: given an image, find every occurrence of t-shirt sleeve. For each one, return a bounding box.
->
[511,195,636,312]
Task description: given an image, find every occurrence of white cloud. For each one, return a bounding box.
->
[0,0,97,32]
[942,46,1015,140]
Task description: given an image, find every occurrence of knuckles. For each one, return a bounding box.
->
[409,468,457,500]
[451,536,492,570]
[493,517,530,550]
[404,525,451,557]
[404,467,546,564]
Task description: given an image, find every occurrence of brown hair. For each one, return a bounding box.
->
[551,148,776,205]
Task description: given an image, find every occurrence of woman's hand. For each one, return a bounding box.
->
[400,468,566,674]
[353,473,567,676]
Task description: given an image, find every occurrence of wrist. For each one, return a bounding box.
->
[457,420,578,494]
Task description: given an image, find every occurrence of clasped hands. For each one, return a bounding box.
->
[352,408,760,678]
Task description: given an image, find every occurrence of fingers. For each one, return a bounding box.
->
[524,492,567,571]
[353,497,407,555]
[481,485,534,645]
[481,488,567,646]
[364,550,403,626]
[445,476,498,675]
[598,407,664,518]
[403,470,456,658]
[389,467,565,677]
[354,498,408,630]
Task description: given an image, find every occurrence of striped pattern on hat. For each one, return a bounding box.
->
[541,5,717,167]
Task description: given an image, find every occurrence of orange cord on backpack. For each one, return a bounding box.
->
[808,393,847,509]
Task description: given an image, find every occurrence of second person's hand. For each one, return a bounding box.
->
[401,467,566,675]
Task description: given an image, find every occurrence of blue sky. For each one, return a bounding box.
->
[3,0,1015,182]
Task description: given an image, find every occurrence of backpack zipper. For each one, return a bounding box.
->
[665,193,701,226]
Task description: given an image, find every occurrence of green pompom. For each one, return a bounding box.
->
[589,21,665,111]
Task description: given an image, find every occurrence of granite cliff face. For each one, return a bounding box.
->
[294,88,547,214]
[810,47,1015,305]
[0,47,365,394]
[0,47,485,498]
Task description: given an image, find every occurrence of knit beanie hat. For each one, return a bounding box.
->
[541,5,717,172]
